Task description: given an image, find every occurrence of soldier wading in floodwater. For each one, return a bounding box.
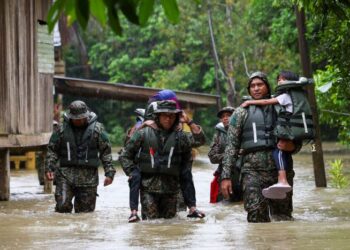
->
[119,100,205,220]
[221,72,296,222]
[45,100,116,213]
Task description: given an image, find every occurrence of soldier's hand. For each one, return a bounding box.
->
[104,177,113,186]
[45,171,54,181]
[221,179,233,199]
[179,111,190,124]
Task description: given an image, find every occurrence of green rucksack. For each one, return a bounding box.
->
[274,77,315,141]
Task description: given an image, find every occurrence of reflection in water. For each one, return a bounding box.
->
[0,146,350,249]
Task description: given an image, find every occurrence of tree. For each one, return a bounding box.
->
[294,0,350,145]
[57,0,349,146]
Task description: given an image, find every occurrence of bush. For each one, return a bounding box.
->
[328,159,349,189]
[109,125,126,146]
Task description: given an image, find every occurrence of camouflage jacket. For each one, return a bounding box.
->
[122,120,205,148]
[221,107,277,179]
[119,121,197,207]
[45,114,115,187]
[208,124,227,165]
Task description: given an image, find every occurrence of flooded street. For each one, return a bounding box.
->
[1,145,350,249]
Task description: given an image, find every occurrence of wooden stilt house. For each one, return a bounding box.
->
[0,0,53,200]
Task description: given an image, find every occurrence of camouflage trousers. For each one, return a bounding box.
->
[140,191,177,220]
[242,168,295,222]
[217,166,243,203]
[242,170,276,222]
[54,175,97,213]
[269,169,295,221]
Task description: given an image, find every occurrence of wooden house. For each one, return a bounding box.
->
[0,0,53,200]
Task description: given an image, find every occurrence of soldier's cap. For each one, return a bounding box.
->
[66,100,90,120]
[152,100,182,114]
[247,71,271,96]
[217,106,235,118]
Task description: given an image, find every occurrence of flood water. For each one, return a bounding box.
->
[1,144,350,249]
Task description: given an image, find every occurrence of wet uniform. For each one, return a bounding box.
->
[222,106,294,222]
[119,123,199,219]
[208,123,242,202]
[45,113,115,213]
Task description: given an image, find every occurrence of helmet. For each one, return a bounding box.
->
[249,71,268,81]
[247,71,271,96]
[66,100,90,119]
[134,108,145,118]
[149,89,181,109]
[152,100,181,114]
[217,106,235,118]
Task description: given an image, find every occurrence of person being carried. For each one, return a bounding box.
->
[240,71,303,199]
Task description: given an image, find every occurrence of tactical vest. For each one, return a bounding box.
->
[241,105,275,153]
[137,126,182,176]
[274,81,314,141]
[215,122,228,153]
[59,119,100,168]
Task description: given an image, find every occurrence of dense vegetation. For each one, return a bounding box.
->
[55,0,350,146]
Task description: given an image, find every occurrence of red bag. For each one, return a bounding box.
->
[210,175,219,203]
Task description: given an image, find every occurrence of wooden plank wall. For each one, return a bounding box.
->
[0,0,8,134]
[0,0,53,138]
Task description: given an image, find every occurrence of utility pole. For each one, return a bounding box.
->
[295,7,327,187]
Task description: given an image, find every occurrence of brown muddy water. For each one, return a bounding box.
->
[1,143,350,250]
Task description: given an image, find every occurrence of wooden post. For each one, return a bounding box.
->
[0,149,10,200]
[295,7,327,187]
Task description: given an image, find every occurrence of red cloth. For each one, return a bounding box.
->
[210,175,219,203]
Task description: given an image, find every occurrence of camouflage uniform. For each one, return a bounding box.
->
[126,102,205,214]
[37,121,60,185]
[222,106,294,222]
[208,123,242,202]
[119,101,200,220]
[45,101,115,213]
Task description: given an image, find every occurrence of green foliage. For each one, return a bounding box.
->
[314,66,350,145]
[146,64,192,89]
[293,0,350,20]
[328,159,349,189]
[60,0,349,146]
[160,0,180,24]
[108,124,126,145]
[47,0,186,35]
[139,0,155,26]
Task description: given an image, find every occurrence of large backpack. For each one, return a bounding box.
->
[274,77,315,141]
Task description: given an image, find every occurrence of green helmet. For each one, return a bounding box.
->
[152,100,181,114]
[66,100,90,119]
[217,106,235,118]
[247,71,271,96]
